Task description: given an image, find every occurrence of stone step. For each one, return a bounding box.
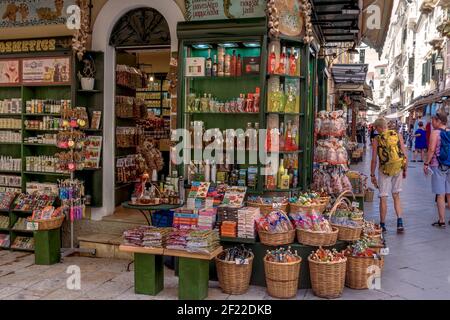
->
[78,233,132,260]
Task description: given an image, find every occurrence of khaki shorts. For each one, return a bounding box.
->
[378,171,403,197]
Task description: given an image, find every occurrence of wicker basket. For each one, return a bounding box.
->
[27,215,65,231]
[331,223,362,241]
[345,255,384,289]
[264,255,301,299]
[247,202,288,215]
[215,252,254,295]
[258,229,295,246]
[308,256,347,299]
[296,227,338,247]
[364,189,375,202]
[289,202,325,215]
[329,192,363,241]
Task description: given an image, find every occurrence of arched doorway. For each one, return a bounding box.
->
[90,1,184,220]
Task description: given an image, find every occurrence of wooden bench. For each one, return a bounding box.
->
[119,245,223,300]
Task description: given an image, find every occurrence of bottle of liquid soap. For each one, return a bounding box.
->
[277,158,285,189]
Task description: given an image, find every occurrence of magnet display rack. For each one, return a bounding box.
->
[0,50,104,251]
[177,18,313,195]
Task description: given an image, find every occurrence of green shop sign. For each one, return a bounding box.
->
[185,0,266,21]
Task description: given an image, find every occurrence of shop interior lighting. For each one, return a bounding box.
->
[243,42,261,48]
[192,44,212,49]
[222,43,239,48]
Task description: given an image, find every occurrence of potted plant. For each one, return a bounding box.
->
[78,54,96,91]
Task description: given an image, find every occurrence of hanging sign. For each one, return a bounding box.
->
[0,60,20,84]
[185,0,266,21]
[22,57,71,84]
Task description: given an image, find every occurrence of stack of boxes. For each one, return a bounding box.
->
[237,207,260,239]
[220,221,237,237]
[173,207,198,229]
[197,208,217,230]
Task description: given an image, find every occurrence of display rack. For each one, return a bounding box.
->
[177,18,314,194]
[136,73,171,117]
[0,50,104,251]
[73,51,104,207]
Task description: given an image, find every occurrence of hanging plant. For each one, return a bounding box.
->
[72,0,91,61]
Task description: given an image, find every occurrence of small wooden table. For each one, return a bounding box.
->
[119,245,223,300]
[121,202,183,225]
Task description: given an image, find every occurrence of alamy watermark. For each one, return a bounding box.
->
[66,5,81,30]
[66,265,81,290]
[171,127,280,175]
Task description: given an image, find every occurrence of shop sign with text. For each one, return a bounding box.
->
[185,0,266,21]
[0,38,72,55]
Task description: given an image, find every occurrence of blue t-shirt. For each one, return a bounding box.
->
[415,128,427,149]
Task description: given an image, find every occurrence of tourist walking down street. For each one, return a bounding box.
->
[412,122,427,162]
[423,109,450,228]
[370,118,408,233]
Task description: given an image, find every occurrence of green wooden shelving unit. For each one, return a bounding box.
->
[0,50,104,251]
[176,18,314,195]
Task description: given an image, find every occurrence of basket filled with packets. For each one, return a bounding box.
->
[215,245,254,295]
[247,196,289,215]
[257,210,295,246]
[328,192,363,241]
[294,212,338,247]
[27,206,65,231]
[289,192,327,215]
[344,238,384,289]
[308,247,347,299]
[264,247,301,299]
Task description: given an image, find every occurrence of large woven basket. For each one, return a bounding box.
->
[27,215,65,231]
[345,255,384,289]
[247,202,288,215]
[329,192,363,241]
[331,223,362,241]
[264,255,301,299]
[308,256,347,299]
[258,229,295,246]
[289,202,325,215]
[296,227,338,247]
[215,252,254,295]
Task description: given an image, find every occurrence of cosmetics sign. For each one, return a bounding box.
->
[185,0,266,21]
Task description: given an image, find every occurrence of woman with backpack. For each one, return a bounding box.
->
[423,109,450,228]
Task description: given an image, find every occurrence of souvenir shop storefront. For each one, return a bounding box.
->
[0,0,388,301]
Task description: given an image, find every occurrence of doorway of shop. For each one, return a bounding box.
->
[108,7,173,225]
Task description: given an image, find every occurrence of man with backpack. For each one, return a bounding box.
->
[423,109,450,228]
[370,118,408,233]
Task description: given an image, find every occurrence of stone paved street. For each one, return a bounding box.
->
[1,149,450,300]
